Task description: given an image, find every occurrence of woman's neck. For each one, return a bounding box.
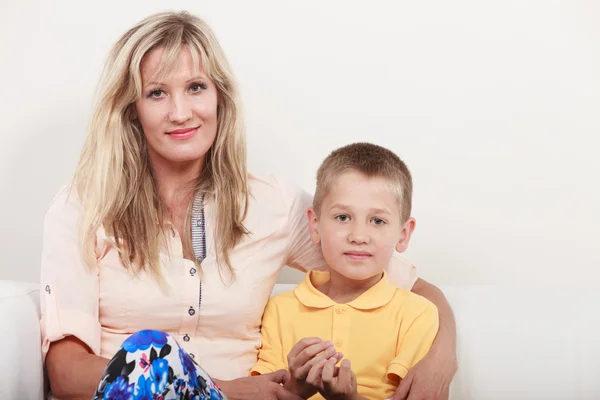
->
[150,154,204,212]
[318,270,384,304]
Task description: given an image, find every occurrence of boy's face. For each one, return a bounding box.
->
[308,171,416,281]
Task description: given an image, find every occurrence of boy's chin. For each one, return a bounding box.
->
[330,267,384,282]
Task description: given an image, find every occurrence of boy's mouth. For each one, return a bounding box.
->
[344,251,372,261]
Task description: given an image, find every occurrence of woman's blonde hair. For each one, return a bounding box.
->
[74,11,248,279]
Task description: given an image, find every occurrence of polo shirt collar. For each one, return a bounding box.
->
[294,270,397,310]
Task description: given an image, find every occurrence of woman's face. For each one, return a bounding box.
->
[135,46,219,170]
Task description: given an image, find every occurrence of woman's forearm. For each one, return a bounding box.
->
[46,337,110,400]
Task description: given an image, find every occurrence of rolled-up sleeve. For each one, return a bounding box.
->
[40,187,101,362]
[386,253,419,291]
[284,182,328,272]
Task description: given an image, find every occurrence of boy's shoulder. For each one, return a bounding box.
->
[265,289,301,310]
[389,286,438,317]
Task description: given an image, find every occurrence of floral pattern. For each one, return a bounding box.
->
[93,330,227,400]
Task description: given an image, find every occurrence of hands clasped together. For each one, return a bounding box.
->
[283,337,365,400]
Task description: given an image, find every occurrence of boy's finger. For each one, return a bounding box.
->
[321,357,337,387]
[306,358,327,386]
[294,341,334,370]
[338,359,352,388]
[288,337,322,358]
[295,345,336,378]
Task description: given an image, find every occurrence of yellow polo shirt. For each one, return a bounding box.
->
[252,271,439,400]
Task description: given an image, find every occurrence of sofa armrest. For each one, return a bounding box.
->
[0,280,44,399]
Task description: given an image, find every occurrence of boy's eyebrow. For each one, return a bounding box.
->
[329,203,392,215]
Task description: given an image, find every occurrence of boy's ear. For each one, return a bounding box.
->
[395,217,416,253]
[307,207,321,244]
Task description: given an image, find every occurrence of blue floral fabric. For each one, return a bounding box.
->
[93,330,227,400]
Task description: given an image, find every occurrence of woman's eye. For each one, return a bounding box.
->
[189,82,208,93]
[149,89,163,98]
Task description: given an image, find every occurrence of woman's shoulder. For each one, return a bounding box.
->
[44,184,84,224]
[247,173,311,208]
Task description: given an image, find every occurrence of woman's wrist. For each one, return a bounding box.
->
[426,341,458,380]
[213,378,232,395]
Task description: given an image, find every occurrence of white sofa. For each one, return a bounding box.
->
[2,279,600,399]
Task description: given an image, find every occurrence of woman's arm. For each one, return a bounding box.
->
[46,337,109,400]
[214,372,303,400]
[41,188,106,399]
[392,278,457,400]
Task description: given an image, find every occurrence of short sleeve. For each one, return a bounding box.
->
[387,298,439,382]
[281,180,328,272]
[386,253,419,291]
[251,297,287,375]
[40,187,101,362]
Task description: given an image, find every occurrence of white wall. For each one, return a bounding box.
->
[1,0,598,286]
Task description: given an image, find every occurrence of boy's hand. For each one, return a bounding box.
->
[319,359,364,400]
[285,338,342,399]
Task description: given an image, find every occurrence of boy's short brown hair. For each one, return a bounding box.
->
[313,142,413,223]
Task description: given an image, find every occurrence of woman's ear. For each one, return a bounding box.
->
[395,217,416,253]
[307,207,321,244]
[129,104,138,121]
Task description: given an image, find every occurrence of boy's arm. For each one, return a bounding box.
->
[385,254,457,399]
[251,298,287,376]
[394,279,457,399]
[387,298,439,384]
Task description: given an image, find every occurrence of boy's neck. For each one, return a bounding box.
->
[317,269,384,304]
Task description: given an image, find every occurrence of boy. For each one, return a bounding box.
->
[252,143,439,400]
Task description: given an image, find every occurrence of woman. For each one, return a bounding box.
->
[41,11,456,400]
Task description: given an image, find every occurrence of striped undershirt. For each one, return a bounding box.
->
[191,192,206,309]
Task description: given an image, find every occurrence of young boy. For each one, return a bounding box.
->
[252,143,439,400]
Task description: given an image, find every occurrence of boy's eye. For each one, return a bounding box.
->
[372,218,385,225]
[335,214,349,222]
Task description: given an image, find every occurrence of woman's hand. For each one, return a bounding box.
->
[215,371,304,400]
[390,348,457,400]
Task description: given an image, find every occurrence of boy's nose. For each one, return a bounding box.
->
[348,225,370,244]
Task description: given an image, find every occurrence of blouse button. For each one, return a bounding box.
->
[188,306,196,316]
[183,334,190,342]
[45,285,51,294]
[190,353,195,359]
[190,268,196,276]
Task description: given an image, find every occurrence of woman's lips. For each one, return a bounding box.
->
[167,126,198,140]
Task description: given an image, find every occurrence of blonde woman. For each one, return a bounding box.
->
[40,11,457,400]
